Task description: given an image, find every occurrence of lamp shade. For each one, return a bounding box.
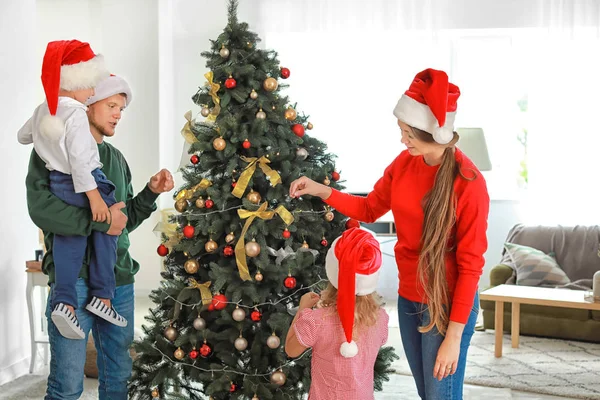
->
[456,128,492,171]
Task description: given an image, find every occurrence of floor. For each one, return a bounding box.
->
[0,296,577,399]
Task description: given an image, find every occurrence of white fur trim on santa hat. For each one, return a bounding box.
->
[39,114,65,141]
[340,340,359,358]
[325,233,381,296]
[86,75,133,106]
[393,94,456,145]
[60,54,108,91]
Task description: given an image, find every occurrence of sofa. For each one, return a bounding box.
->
[481,224,600,342]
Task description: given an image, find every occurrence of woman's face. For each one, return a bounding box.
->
[398,119,438,157]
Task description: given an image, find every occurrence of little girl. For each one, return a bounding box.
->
[285,227,389,400]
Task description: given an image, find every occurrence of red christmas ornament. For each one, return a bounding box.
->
[242,139,251,149]
[190,154,199,165]
[232,180,237,188]
[212,294,228,310]
[321,238,328,246]
[223,245,234,257]
[205,198,214,209]
[189,349,199,359]
[284,276,297,289]
[282,228,291,239]
[345,219,361,229]
[250,309,262,322]
[229,383,237,392]
[157,244,168,257]
[291,124,305,137]
[208,303,215,311]
[183,225,195,239]
[225,76,237,89]
[332,171,340,181]
[280,67,290,79]
[200,343,212,358]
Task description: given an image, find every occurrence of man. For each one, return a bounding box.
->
[24,74,174,399]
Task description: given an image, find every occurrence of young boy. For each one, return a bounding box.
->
[18,40,127,339]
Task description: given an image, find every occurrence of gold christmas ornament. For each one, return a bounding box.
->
[256,109,266,119]
[201,106,210,117]
[270,370,287,386]
[323,177,331,186]
[246,190,262,204]
[254,271,263,281]
[250,89,258,99]
[151,388,160,398]
[175,199,188,212]
[205,239,218,253]
[193,317,206,330]
[232,307,246,322]
[163,326,178,341]
[225,232,236,244]
[301,240,310,249]
[184,259,200,274]
[307,122,313,130]
[219,44,230,58]
[284,107,297,121]
[245,239,261,257]
[174,347,185,360]
[195,196,205,208]
[267,333,281,349]
[324,211,335,222]
[263,77,278,92]
[234,336,248,351]
[213,137,226,151]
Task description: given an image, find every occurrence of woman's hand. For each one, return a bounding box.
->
[289,176,332,199]
[433,335,461,381]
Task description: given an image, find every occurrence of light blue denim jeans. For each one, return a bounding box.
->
[398,292,479,400]
[45,278,134,400]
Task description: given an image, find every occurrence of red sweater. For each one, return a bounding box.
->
[325,149,489,323]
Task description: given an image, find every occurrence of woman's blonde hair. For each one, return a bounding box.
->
[320,283,383,336]
[410,125,476,336]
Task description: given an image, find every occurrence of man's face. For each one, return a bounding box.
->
[87,94,126,137]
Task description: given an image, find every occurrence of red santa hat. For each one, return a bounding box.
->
[86,74,133,106]
[40,40,109,140]
[393,68,460,145]
[325,227,382,358]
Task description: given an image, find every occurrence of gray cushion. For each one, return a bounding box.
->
[504,242,570,287]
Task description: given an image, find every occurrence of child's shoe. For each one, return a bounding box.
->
[51,303,85,340]
[85,296,128,327]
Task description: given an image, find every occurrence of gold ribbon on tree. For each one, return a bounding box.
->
[175,179,213,201]
[232,156,282,198]
[153,208,182,250]
[181,110,198,145]
[204,71,221,122]
[235,202,295,281]
[187,278,213,305]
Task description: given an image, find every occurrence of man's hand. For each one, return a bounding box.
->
[149,169,174,194]
[106,202,127,236]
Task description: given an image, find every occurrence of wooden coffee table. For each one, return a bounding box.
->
[479,284,600,357]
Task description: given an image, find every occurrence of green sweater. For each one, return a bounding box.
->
[26,141,159,286]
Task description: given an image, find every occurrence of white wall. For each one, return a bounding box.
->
[0,0,40,386]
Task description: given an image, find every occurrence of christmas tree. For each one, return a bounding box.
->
[129,2,397,399]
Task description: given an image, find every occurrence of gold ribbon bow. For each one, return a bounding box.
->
[187,278,213,305]
[235,202,294,281]
[232,156,282,198]
[175,179,213,201]
[205,72,221,122]
[181,111,198,145]
[153,208,182,250]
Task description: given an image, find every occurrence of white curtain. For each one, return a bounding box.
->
[256,0,600,225]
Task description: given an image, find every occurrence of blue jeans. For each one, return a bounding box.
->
[45,279,134,400]
[49,168,118,308]
[398,292,479,400]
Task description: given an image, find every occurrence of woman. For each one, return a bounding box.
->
[289,68,489,399]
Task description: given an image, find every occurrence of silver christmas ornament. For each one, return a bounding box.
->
[201,107,210,117]
[296,148,308,161]
[193,317,206,330]
[232,307,246,322]
[267,333,281,349]
[219,46,230,58]
[234,336,248,351]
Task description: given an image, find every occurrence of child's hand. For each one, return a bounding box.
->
[299,292,320,310]
[91,199,110,222]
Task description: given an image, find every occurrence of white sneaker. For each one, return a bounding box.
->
[51,303,85,340]
[85,296,128,327]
